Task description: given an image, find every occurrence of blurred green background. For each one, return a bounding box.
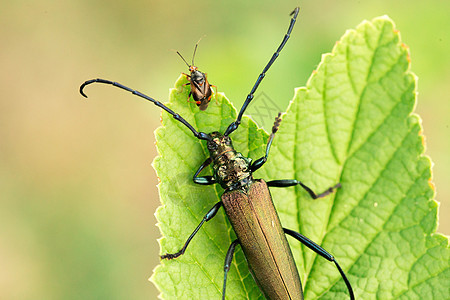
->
[1,0,448,299]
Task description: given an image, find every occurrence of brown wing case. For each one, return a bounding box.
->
[222,179,303,299]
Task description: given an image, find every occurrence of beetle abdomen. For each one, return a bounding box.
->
[222,179,303,300]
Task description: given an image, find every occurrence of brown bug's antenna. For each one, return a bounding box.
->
[175,51,191,68]
[192,35,205,66]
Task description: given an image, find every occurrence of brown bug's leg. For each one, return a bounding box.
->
[186,91,197,103]
[222,239,240,300]
[284,228,354,300]
[177,72,191,93]
[209,83,219,105]
[178,78,191,94]
[161,201,223,260]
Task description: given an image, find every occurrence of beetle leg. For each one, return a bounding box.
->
[193,157,217,185]
[266,180,341,199]
[222,239,240,300]
[251,113,282,172]
[283,228,355,300]
[160,201,223,260]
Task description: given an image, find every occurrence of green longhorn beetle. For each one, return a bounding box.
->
[80,7,354,300]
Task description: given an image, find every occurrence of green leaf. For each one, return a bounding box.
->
[151,16,449,299]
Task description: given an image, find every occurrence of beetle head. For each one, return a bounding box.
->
[207,132,233,158]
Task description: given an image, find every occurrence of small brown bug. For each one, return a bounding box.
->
[175,38,217,111]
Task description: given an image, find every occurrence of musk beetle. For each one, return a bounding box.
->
[80,7,354,300]
[175,37,217,111]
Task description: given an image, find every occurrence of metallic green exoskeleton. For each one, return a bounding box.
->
[79,7,354,300]
[207,128,303,299]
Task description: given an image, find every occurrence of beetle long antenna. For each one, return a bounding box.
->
[175,51,191,68]
[192,35,205,66]
[79,78,211,141]
[224,7,300,136]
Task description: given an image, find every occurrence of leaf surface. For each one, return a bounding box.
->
[151,16,449,299]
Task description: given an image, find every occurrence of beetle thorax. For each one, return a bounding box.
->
[207,132,253,191]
